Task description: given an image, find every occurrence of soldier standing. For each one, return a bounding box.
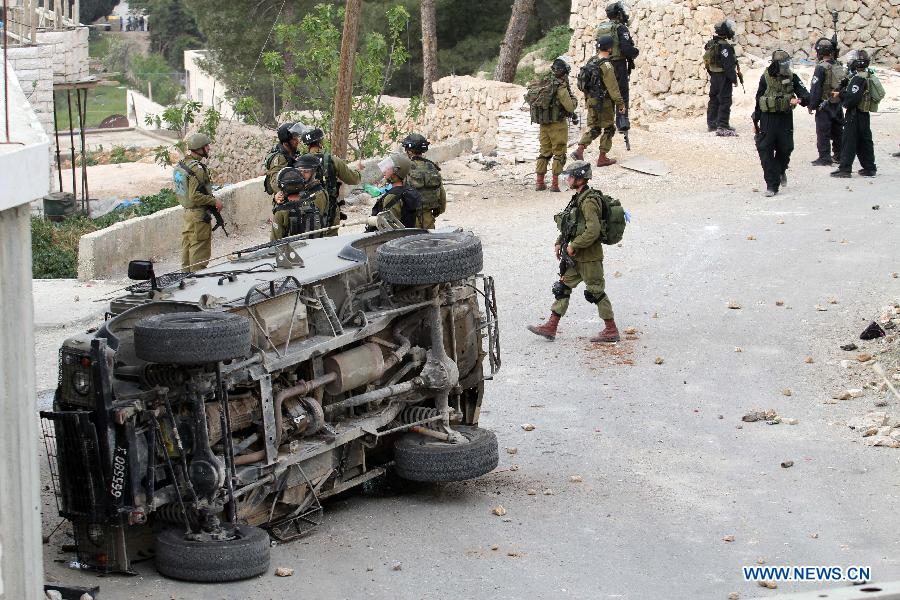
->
[594,1,639,108]
[808,39,845,165]
[370,153,422,229]
[174,133,220,272]
[831,50,878,178]
[401,133,447,227]
[527,161,622,344]
[530,58,578,192]
[752,50,810,197]
[571,36,626,167]
[264,122,304,198]
[301,128,362,236]
[704,19,739,136]
[271,155,330,240]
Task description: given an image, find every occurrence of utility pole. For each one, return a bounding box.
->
[332,0,362,158]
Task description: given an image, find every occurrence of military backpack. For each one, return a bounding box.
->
[598,192,627,245]
[703,39,723,72]
[820,61,847,103]
[525,77,564,125]
[262,146,295,195]
[859,69,885,112]
[577,57,610,100]
[315,152,343,224]
[406,157,443,211]
[595,21,621,60]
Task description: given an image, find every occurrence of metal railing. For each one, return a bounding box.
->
[4,0,80,45]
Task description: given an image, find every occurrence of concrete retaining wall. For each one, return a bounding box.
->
[6,45,54,135]
[126,89,166,129]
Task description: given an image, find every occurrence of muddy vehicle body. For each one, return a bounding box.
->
[43,228,500,580]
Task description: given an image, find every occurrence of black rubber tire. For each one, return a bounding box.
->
[376,231,483,286]
[134,312,251,365]
[155,525,271,582]
[393,425,499,482]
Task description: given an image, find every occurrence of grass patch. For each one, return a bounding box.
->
[54,85,127,130]
[32,189,178,279]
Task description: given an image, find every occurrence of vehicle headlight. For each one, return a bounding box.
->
[71,370,91,396]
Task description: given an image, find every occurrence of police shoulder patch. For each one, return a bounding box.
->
[622,31,630,40]
[811,75,819,84]
[851,84,860,93]
[721,48,729,57]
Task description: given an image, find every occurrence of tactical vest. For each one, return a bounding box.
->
[595,21,622,60]
[759,72,795,113]
[375,185,422,228]
[825,61,847,103]
[704,39,723,72]
[577,57,611,100]
[555,188,626,248]
[274,185,324,237]
[263,146,295,195]
[406,157,443,211]
[174,159,209,208]
[859,70,885,113]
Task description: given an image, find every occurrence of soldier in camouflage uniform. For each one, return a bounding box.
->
[534,58,577,192]
[370,153,422,229]
[271,154,330,240]
[264,122,305,198]
[527,161,621,344]
[400,133,446,227]
[301,128,362,236]
[571,35,626,167]
[174,133,220,272]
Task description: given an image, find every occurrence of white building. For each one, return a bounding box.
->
[184,50,237,120]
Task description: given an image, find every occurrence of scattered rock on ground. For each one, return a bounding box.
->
[521,423,535,431]
[492,505,507,516]
[781,460,794,468]
[275,567,294,577]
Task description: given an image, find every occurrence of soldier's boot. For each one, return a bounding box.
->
[811,157,833,166]
[590,319,620,343]
[570,144,585,161]
[535,173,547,191]
[526,312,561,341]
[549,175,561,192]
[596,152,617,167]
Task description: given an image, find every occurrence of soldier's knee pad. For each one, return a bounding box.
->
[552,281,572,300]
[603,125,616,136]
[537,153,552,160]
[590,127,603,138]
[584,289,607,304]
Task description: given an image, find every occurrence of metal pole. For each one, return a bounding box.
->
[66,89,76,197]
[52,90,63,190]
[75,87,88,213]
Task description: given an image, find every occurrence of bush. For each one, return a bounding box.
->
[537,25,572,61]
[32,189,178,279]
[131,53,182,105]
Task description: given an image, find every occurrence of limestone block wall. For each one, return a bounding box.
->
[568,0,900,122]
[6,45,55,135]
[36,27,90,84]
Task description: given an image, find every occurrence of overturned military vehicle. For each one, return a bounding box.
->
[42,228,501,581]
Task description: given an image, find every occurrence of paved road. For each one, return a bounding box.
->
[42,114,899,599]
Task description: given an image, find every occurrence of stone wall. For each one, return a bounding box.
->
[126,89,166,129]
[568,0,900,121]
[36,27,90,84]
[5,45,54,135]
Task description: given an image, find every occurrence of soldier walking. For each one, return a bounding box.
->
[401,133,447,227]
[528,58,578,192]
[808,39,845,165]
[595,1,639,108]
[271,155,330,240]
[174,133,220,272]
[831,50,879,178]
[704,19,739,136]
[301,128,362,236]
[752,50,810,197]
[571,36,626,167]
[527,161,622,344]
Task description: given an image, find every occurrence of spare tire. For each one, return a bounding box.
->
[393,425,499,482]
[155,524,270,582]
[134,312,251,365]
[376,231,483,286]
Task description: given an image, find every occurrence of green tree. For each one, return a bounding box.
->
[80,0,121,23]
[132,0,204,67]
[145,100,220,167]
[131,52,182,105]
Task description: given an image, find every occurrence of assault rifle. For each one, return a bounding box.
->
[204,206,229,236]
[830,9,840,60]
[736,66,746,94]
[616,111,631,151]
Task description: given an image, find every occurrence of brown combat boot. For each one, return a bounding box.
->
[535,173,547,191]
[549,174,561,192]
[570,144,585,161]
[590,319,620,343]
[596,153,617,167]
[526,312,561,341]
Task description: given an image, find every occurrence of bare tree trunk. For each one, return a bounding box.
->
[493,0,535,83]
[332,0,363,158]
[421,0,438,103]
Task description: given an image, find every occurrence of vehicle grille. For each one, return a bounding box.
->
[57,348,94,409]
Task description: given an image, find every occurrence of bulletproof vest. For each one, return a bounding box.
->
[174,159,208,208]
[555,189,598,243]
[406,157,443,211]
[820,60,847,103]
[577,57,611,99]
[704,39,723,72]
[275,185,324,237]
[759,72,795,113]
[595,21,622,60]
[263,146,295,195]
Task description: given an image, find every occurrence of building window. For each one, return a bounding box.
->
[197,88,203,104]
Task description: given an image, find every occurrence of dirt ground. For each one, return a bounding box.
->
[37,67,900,599]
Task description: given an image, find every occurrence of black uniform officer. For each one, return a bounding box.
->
[705,19,738,135]
[597,1,639,108]
[752,50,810,197]
[808,39,845,165]
[831,50,877,178]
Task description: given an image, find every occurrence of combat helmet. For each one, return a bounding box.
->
[814,38,835,59]
[384,153,412,179]
[596,35,615,52]
[846,49,870,71]
[301,128,325,147]
[277,167,307,195]
[714,19,736,40]
[562,160,592,181]
[551,57,571,76]
[277,122,307,143]
[295,153,321,170]
[605,1,629,24]
[186,133,212,151]
[771,49,792,76]
[400,133,429,153]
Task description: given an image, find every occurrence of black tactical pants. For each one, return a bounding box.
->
[611,59,630,107]
[814,105,843,160]
[707,72,733,129]
[838,108,876,172]
[755,112,794,192]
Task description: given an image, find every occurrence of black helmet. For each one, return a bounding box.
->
[301,128,325,146]
[714,19,735,39]
[277,168,306,195]
[400,133,429,153]
[814,37,834,58]
[551,58,570,75]
[596,35,614,52]
[277,122,297,143]
[295,153,321,170]
[605,1,628,24]
[847,49,870,71]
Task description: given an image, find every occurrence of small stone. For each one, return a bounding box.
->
[810,533,819,539]
[723,534,735,542]
[392,562,403,571]
[780,460,794,468]
[613,271,622,278]
[79,595,93,600]
[833,391,852,401]
[757,557,766,564]
[654,356,664,365]
[507,551,521,557]
[776,219,785,225]
[874,400,888,408]
[526,488,537,495]
[521,423,535,431]
[892,272,898,279]
[734,347,743,352]
[623,326,637,335]
[784,418,799,425]
[841,343,859,351]
[862,426,879,437]
[275,567,294,577]
[782,388,792,397]
[491,544,499,551]
[804,356,814,364]
[758,581,778,589]
[506,447,518,455]
[542,489,554,495]
[73,295,80,302]
[492,505,507,516]
[569,475,583,483]
[727,300,742,309]
[502,517,513,522]
[718,414,724,419]
[815,304,827,311]
[827,297,838,304]
[367,566,374,571]
[841,360,852,369]
[775,300,784,306]
[849,389,864,398]
[857,353,873,362]
[746,235,756,240]
[728,593,740,600]
[45,592,63,600]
